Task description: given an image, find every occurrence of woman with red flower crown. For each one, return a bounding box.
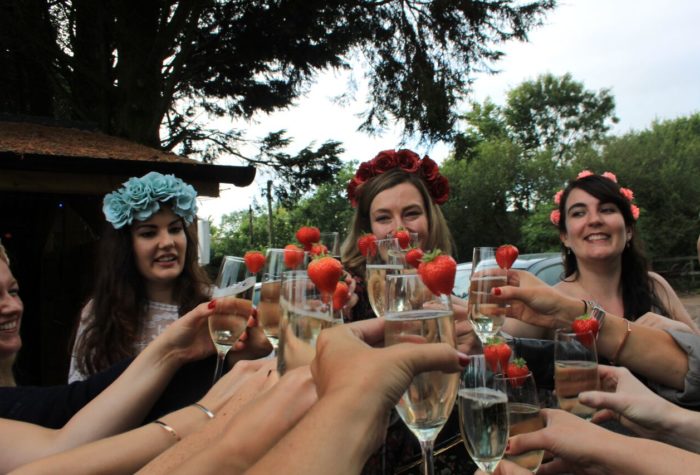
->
[340,148,477,474]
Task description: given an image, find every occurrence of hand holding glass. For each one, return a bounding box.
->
[384,273,459,475]
[554,329,599,419]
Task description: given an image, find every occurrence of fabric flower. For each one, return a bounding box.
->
[620,187,634,202]
[430,175,450,205]
[372,150,400,174]
[103,191,132,229]
[577,170,594,179]
[553,189,563,205]
[355,161,374,182]
[419,155,440,181]
[396,149,421,173]
[631,204,640,220]
[549,209,561,226]
[601,171,618,183]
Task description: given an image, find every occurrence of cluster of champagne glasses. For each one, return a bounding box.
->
[458,246,600,473]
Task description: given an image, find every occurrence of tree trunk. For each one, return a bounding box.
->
[266,180,273,247]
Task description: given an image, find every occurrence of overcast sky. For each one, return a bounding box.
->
[198,0,700,222]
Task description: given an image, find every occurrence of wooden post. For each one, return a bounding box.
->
[267,180,273,247]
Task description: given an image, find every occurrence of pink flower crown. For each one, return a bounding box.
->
[550,170,639,226]
[346,149,449,207]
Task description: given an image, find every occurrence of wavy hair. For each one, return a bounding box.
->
[341,168,455,278]
[74,214,210,375]
[557,174,666,319]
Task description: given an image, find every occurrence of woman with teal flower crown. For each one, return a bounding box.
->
[70,172,268,381]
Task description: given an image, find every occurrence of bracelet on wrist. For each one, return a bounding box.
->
[611,320,632,365]
[582,299,606,338]
[191,402,215,419]
[154,419,181,442]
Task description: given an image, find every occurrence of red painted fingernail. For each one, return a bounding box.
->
[505,441,511,453]
[208,299,217,309]
[493,287,502,296]
[458,352,470,367]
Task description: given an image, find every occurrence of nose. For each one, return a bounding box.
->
[0,294,23,316]
[157,230,175,249]
[586,209,603,226]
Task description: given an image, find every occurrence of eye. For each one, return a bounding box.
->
[374,215,390,223]
[570,209,585,218]
[601,206,617,214]
[169,224,184,234]
[8,287,19,296]
[138,230,156,238]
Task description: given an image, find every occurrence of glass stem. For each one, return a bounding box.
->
[420,439,436,475]
[212,351,226,385]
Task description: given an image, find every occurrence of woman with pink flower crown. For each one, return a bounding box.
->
[70,172,270,382]
[505,170,699,341]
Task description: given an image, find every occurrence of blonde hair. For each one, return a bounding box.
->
[340,168,454,277]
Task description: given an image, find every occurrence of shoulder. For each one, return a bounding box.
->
[648,271,677,298]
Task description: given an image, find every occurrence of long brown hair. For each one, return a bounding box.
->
[341,168,455,278]
[74,215,210,375]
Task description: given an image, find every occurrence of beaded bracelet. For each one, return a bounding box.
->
[191,402,215,419]
[154,420,181,442]
[611,320,632,365]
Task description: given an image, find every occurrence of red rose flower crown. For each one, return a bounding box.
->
[346,149,449,207]
[550,170,639,226]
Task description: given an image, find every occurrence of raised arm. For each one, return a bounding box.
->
[1,302,214,473]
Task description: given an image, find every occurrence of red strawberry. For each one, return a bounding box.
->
[495,244,519,270]
[406,247,424,269]
[307,256,344,295]
[283,244,304,270]
[506,358,530,387]
[243,250,265,274]
[296,226,321,251]
[572,315,599,346]
[332,281,350,311]
[484,336,512,373]
[358,233,378,257]
[394,228,411,249]
[310,243,329,257]
[417,249,456,296]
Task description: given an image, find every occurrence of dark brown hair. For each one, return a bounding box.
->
[74,214,210,375]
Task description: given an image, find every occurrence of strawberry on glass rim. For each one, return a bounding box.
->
[307,255,344,296]
[243,250,265,274]
[405,247,424,269]
[417,249,456,296]
[484,336,512,373]
[506,358,529,387]
[393,227,411,249]
[283,244,304,269]
[495,244,519,270]
[572,315,599,346]
[357,233,378,257]
[296,226,321,251]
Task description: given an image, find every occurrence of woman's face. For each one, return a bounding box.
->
[0,260,23,359]
[369,182,429,248]
[131,207,187,287]
[561,188,630,262]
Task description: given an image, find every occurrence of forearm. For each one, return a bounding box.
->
[55,340,183,448]
[662,404,700,453]
[12,405,210,475]
[600,434,700,474]
[247,393,384,475]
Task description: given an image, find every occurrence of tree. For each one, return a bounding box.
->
[1,0,557,155]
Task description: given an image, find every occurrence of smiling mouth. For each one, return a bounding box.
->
[585,234,610,242]
[154,256,177,263]
[0,320,18,331]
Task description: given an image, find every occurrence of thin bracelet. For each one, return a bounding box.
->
[191,402,215,419]
[611,320,632,365]
[154,420,181,442]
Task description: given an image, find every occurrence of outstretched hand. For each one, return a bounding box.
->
[159,301,216,364]
[579,365,680,442]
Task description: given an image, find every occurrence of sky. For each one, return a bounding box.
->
[197,0,700,223]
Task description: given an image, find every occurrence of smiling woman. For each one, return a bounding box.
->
[0,243,22,386]
[69,172,213,382]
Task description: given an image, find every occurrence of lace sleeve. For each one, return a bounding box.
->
[67,301,94,383]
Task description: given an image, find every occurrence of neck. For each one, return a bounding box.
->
[571,257,625,315]
[146,281,176,305]
[0,355,16,387]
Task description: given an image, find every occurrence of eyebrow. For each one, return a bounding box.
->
[133,219,181,231]
[372,203,423,214]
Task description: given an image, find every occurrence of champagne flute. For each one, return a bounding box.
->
[384,273,459,475]
[277,270,339,375]
[458,354,509,474]
[319,231,340,258]
[210,256,256,384]
[496,371,544,472]
[257,247,305,350]
[366,237,407,318]
[469,247,509,342]
[554,329,599,419]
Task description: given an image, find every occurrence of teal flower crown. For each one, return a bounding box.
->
[103,172,198,229]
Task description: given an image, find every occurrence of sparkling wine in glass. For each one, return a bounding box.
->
[469,247,509,342]
[319,231,341,258]
[384,273,459,475]
[277,270,340,375]
[366,237,407,318]
[256,247,305,350]
[496,371,544,472]
[459,354,509,474]
[554,329,599,419]
[210,256,256,384]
